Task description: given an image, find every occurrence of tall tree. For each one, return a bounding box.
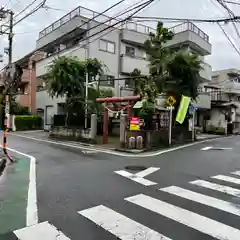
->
[144,21,202,103]
[46,56,105,125]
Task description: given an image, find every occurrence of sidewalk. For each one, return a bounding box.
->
[11,130,224,152]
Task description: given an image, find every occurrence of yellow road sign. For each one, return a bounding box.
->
[166,96,176,106]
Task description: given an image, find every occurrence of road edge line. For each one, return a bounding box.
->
[8,132,233,157]
[6,147,38,227]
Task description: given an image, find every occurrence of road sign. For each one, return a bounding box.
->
[189,105,198,115]
[166,96,176,106]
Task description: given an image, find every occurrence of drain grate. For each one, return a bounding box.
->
[125,165,147,171]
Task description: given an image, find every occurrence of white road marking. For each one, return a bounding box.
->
[160,186,240,216]
[135,167,160,178]
[78,205,171,240]
[7,147,38,227]
[212,175,240,184]
[14,221,70,240]
[8,132,233,157]
[114,170,157,186]
[231,171,240,176]
[201,146,213,151]
[82,150,98,154]
[125,194,240,240]
[190,180,240,197]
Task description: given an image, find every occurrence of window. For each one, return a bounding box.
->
[99,39,115,53]
[125,78,134,88]
[125,46,135,57]
[100,75,115,87]
[237,96,240,101]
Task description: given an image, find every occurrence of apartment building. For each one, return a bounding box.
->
[204,69,240,133]
[34,5,212,130]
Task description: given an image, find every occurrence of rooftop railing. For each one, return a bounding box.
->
[38,6,209,43]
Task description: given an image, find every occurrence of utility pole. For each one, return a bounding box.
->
[0,8,14,162]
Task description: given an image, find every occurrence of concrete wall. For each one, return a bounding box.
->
[36,90,65,130]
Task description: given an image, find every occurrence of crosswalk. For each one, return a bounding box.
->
[10,170,240,239]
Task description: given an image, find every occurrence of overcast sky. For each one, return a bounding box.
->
[0,0,239,71]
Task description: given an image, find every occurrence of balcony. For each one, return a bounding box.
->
[200,62,212,81]
[120,55,149,75]
[223,80,240,94]
[36,46,86,77]
[192,92,211,109]
[21,70,30,83]
[165,22,211,55]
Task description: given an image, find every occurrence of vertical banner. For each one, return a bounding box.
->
[176,95,191,124]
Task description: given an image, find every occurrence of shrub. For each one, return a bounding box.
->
[206,124,225,135]
[15,115,42,131]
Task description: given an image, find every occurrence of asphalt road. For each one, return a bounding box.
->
[3,133,240,240]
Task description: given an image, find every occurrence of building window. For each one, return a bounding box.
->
[99,39,115,53]
[100,75,115,87]
[237,96,240,101]
[125,46,135,57]
[125,78,134,88]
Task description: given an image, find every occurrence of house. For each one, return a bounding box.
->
[29,6,212,130]
[204,68,240,133]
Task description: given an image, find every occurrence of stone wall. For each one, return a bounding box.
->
[49,126,97,143]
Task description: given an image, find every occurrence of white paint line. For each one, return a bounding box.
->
[8,132,233,158]
[7,147,38,227]
[190,180,240,197]
[201,146,213,151]
[82,150,98,154]
[14,221,70,240]
[125,193,240,240]
[160,186,240,216]
[135,167,160,178]
[114,170,157,186]
[212,175,240,184]
[231,171,240,176]
[78,205,171,240]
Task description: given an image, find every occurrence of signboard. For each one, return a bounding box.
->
[189,105,198,115]
[166,96,176,106]
[130,117,140,131]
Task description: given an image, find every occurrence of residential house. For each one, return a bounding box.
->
[33,6,212,130]
[204,68,240,133]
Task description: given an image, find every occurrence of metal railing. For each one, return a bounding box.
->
[168,22,209,42]
[38,5,155,39]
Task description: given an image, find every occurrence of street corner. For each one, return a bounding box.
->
[0,155,31,235]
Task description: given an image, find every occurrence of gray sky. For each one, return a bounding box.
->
[0,0,240,71]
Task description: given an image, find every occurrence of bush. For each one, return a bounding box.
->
[15,115,42,131]
[206,124,225,135]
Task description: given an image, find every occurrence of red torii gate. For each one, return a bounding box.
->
[95,96,141,144]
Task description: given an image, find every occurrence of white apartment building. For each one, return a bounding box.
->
[35,5,212,130]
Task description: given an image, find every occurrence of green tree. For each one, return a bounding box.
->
[130,68,157,103]
[46,56,105,125]
[144,21,202,102]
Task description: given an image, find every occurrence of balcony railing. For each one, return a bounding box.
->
[39,5,155,39]
[168,22,209,43]
[38,6,209,44]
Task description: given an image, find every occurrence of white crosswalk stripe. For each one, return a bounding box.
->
[13,221,70,240]
[78,205,171,240]
[160,185,240,216]
[212,175,240,184]
[190,179,240,196]
[125,193,240,240]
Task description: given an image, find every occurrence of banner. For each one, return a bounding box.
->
[176,95,191,124]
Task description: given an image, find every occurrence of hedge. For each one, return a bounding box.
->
[15,115,42,131]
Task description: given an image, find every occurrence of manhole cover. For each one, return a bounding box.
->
[125,166,147,171]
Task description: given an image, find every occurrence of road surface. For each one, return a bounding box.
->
[2,132,240,240]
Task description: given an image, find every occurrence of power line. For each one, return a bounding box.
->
[215,0,240,40]
[131,15,240,23]
[217,22,240,56]
[14,0,39,19]
[224,0,240,5]
[66,0,156,56]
